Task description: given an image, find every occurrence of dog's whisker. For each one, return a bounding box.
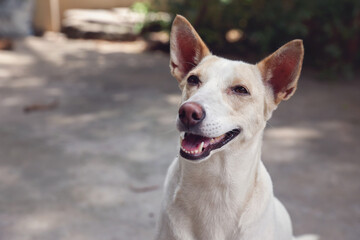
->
[266,121,275,129]
[157,127,178,135]
[185,61,196,68]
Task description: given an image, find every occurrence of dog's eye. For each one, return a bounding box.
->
[232,86,250,95]
[187,75,201,86]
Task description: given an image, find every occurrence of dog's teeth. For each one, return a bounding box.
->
[198,141,204,153]
[194,150,198,154]
[218,134,225,140]
[191,151,194,154]
[180,132,185,140]
[210,138,214,144]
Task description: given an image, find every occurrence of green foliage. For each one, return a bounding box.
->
[131,2,151,33]
[132,1,172,34]
[132,1,151,14]
[158,0,360,78]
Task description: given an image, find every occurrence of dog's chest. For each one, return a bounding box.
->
[169,182,243,240]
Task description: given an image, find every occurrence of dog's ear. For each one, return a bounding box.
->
[257,40,304,104]
[170,15,210,82]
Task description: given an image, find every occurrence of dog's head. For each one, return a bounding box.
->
[170,15,304,161]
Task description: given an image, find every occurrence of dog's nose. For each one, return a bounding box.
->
[178,102,205,128]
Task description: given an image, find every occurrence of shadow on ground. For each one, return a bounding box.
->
[0,37,359,240]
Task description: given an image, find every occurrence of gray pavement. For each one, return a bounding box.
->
[0,37,359,240]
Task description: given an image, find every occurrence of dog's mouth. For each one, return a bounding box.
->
[180,129,241,160]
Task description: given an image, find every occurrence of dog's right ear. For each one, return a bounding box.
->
[170,15,210,82]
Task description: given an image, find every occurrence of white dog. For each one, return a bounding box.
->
[156,15,316,240]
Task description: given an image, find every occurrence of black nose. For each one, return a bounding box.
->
[178,102,205,128]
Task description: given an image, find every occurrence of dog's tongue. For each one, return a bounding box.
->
[181,133,211,152]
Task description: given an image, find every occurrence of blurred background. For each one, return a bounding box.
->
[0,0,359,239]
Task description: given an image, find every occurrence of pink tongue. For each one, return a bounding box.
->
[181,134,211,152]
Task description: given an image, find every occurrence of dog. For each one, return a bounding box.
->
[156,15,316,240]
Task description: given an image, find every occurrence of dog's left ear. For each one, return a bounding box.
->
[257,40,304,104]
[170,15,210,82]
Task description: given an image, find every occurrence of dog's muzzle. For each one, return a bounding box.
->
[177,101,241,161]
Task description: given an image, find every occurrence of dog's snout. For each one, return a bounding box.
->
[178,102,205,128]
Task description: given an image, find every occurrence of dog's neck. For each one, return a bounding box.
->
[177,129,265,207]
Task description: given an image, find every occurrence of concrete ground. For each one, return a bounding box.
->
[0,36,359,240]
